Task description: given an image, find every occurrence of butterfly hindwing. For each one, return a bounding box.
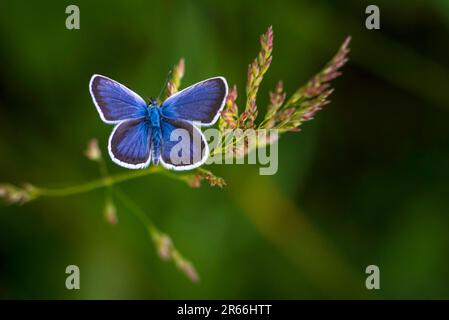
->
[160,77,228,126]
[90,74,148,124]
[159,117,208,170]
[109,118,152,169]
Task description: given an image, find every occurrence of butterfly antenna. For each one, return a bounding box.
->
[157,70,172,102]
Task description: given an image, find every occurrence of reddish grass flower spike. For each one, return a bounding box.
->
[221,85,239,130]
[151,229,199,282]
[85,138,102,161]
[264,81,286,128]
[0,183,35,205]
[272,36,351,132]
[187,169,226,188]
[104,199,118,225]
[240,26,274,129]
[162,58,185,100]
[176,259,199,283]
[153,232,173,260]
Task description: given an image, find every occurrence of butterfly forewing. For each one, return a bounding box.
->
[90,75,148,124]
[160,77,228,126]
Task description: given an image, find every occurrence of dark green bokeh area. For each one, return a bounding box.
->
[1,0,449,299]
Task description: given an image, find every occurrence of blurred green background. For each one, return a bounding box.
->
[1,0,449,299]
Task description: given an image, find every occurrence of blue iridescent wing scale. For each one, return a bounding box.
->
[108,118,152,169]
[89,74,148,124]
[159,117,208,170]
[160,77,228,126]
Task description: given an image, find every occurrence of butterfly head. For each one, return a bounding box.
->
[147,96,159,107]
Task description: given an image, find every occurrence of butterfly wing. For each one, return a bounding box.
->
[90,74,148,124]
[109,118,152,169]
[160,77,228,126]
[159,117,208,170]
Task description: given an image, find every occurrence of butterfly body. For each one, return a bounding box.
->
[89,74,228,170]
[148,105,162,165]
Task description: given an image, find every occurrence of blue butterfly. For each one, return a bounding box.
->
[89,75,228,170]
